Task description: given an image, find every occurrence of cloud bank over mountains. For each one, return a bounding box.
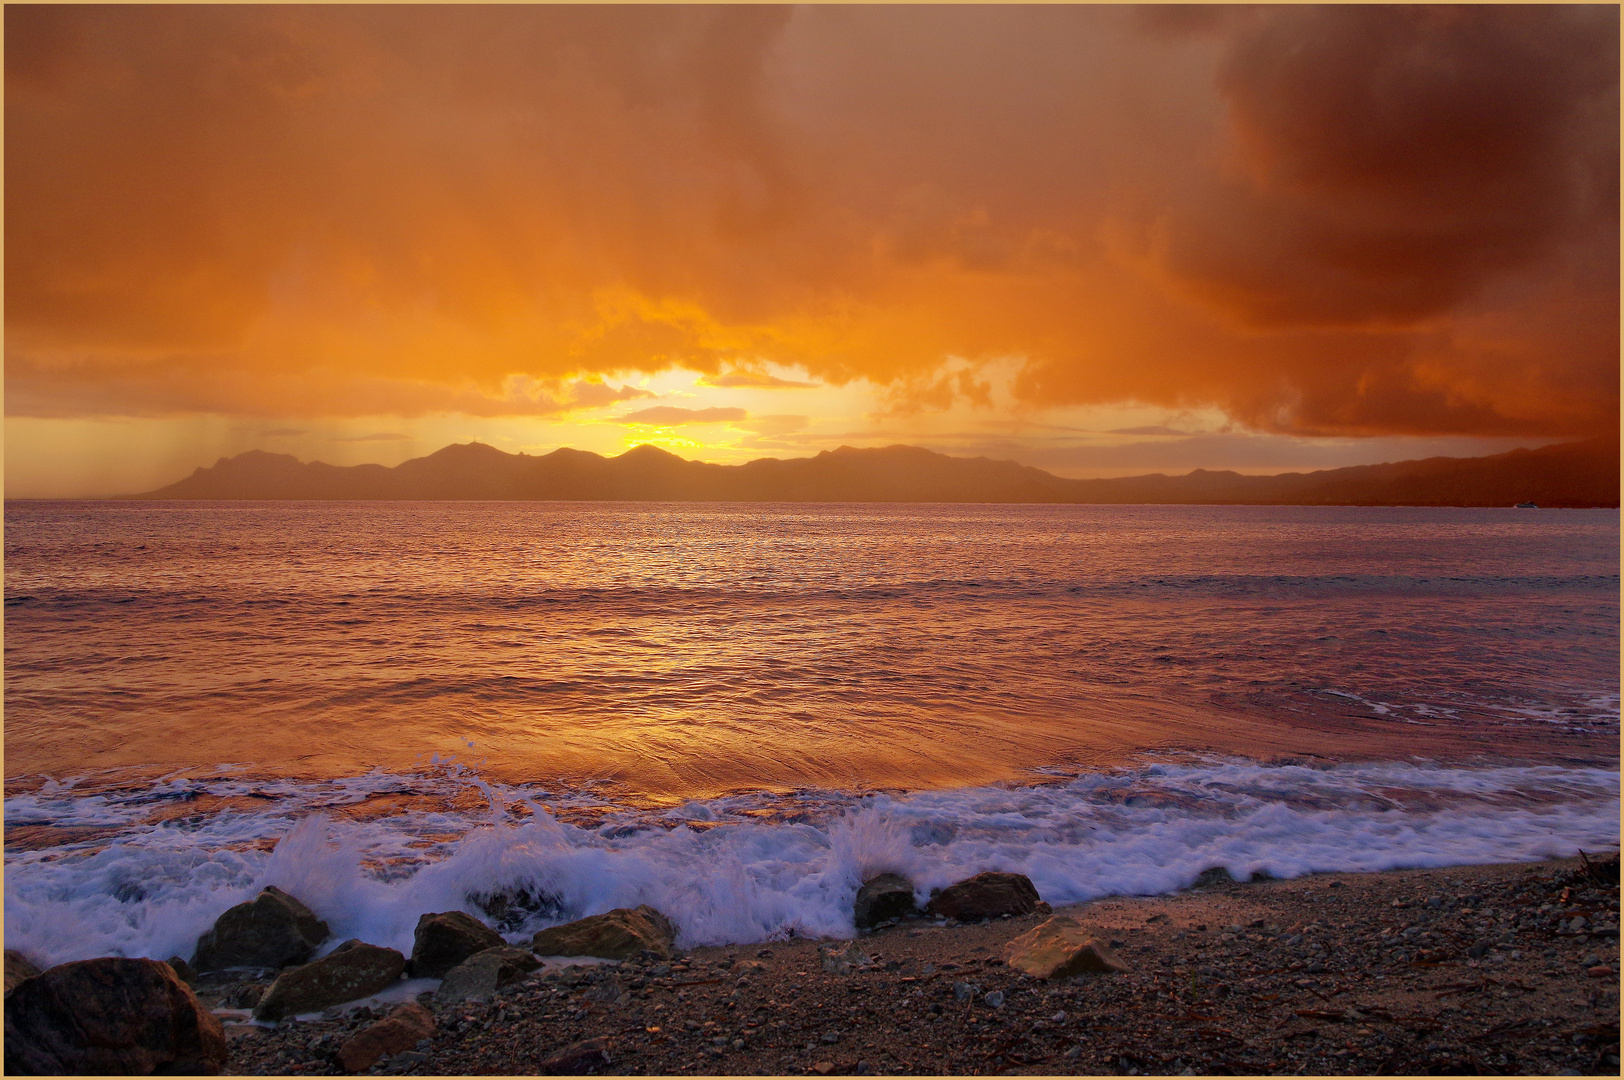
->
[6,5,1617,440]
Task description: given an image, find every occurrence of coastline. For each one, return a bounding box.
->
[214,854,1620,1076]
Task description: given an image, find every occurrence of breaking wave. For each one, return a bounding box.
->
[5,757,1616,969]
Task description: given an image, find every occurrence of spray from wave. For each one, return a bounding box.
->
[4,758,1617,968]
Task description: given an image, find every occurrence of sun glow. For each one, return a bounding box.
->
[5,5,1613,496]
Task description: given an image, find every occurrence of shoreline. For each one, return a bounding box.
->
[212,854,1620,1076]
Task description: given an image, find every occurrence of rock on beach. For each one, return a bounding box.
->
[3,956,227,1075]
[854,873,919,929]
[165,955,199,986]
[336,1001,436,1073]
[410,910,505,979]
[252,940,405,1022]
[3,950,42,996]
[188,854,1624,1077]
[530,904,677,960]
[191,885,330,973]
[535,1036,612,1075]
[925,871,1041,920]
[1002,915,1128,978]
[434,945,541,1005]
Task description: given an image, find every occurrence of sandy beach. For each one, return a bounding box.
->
[211,854,1619,1077]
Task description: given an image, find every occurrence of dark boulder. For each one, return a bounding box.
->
[191,885,329,972]
[469,886,564,932]
[252,940,405,1022]
[337,1001,436,1072]
[3,957,227,1075]
[4,950,42,996]
[410,911,504,979]
[530,905,676,960]
[854,873,918,929]
[924,871,1040,920]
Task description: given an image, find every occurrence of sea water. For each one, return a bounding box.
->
[5,501,1618,966]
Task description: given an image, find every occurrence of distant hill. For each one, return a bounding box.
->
[125,437,1619,507]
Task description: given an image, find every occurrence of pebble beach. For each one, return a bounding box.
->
[209,854,1620,1077]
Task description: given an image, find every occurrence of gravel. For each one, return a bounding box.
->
[219,855,1619,1076]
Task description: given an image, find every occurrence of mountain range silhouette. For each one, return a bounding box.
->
[128,438,1619,507]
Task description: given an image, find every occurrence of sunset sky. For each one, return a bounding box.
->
[6,4,1618,497]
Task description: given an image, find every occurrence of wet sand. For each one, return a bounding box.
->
[217,854,1620,1077]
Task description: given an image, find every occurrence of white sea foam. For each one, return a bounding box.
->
[4,759,1617,968]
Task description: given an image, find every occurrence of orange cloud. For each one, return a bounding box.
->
[5,356,652,419]
[5,6,1615,439]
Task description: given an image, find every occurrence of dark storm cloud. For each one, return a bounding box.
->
[1151,4,1618,329]
[4,5,1616,439]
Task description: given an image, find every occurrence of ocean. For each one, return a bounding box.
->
[4,500,1618,967]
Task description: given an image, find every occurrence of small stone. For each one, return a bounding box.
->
[953,981,980,1002]
[1586,965,1615,978]
[821,941,867,975]
[812,1062,835,1075]
[225,981,266,1009]
[338,1002,436,1072]
[983,990,1005,1007]
[164,955,198,986]
[536,1036,611,1075]
[820,1031,840,1044]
